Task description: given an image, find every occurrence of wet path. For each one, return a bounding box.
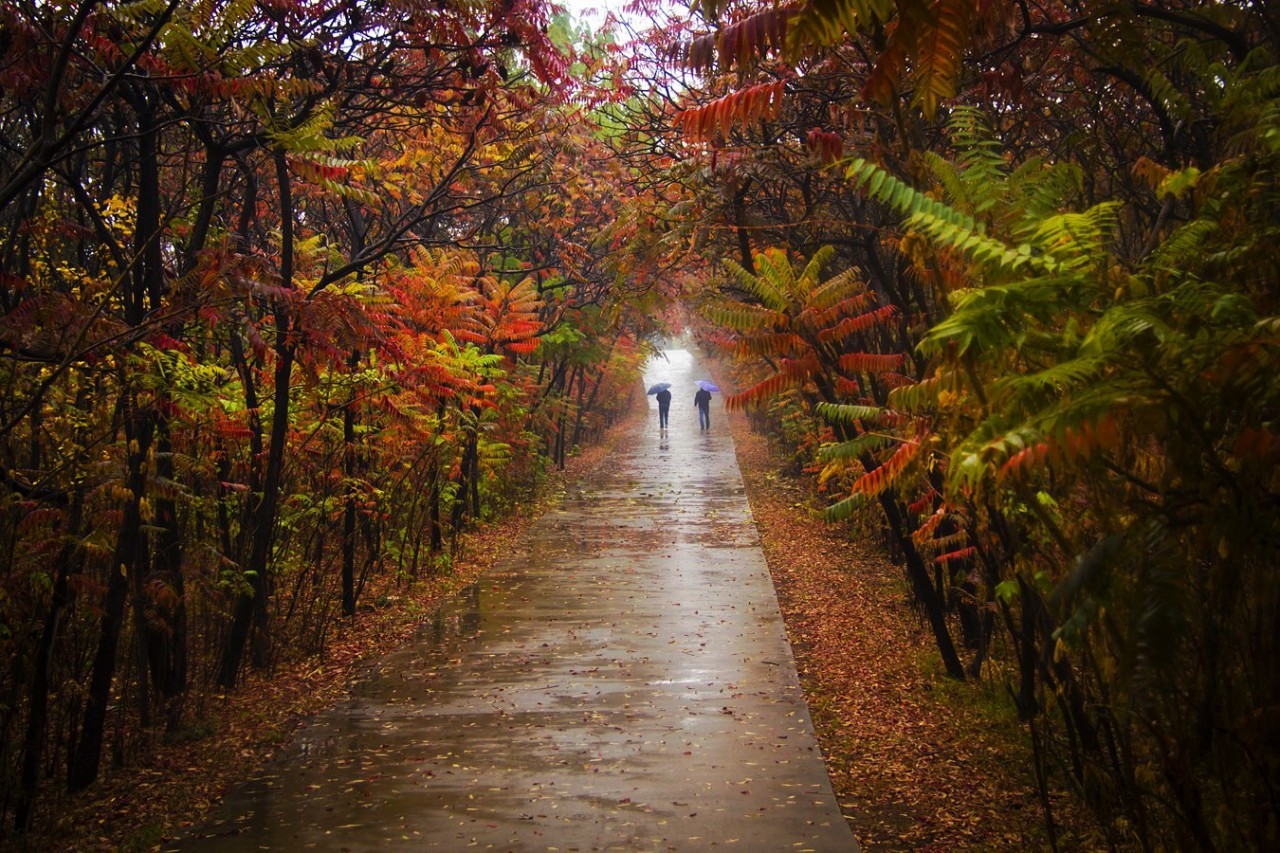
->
[177,348,857,852]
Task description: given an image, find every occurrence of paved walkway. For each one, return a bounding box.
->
[177,348,857,852]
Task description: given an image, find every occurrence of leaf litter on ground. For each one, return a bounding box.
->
[723,402,1065,850]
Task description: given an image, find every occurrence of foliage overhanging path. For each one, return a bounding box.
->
[176,346,857,851]
[0,0,664,835]
[658,0,1280,846]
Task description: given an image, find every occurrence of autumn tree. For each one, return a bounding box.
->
[0,0,656,836]
[651,0,1279,846]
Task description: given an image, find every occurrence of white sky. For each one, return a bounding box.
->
[556,0,677,29]
[556,0,614,25]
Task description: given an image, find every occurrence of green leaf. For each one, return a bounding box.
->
[1157,166,1201,199]
[994,580,1019,604]
[815,402,883,425]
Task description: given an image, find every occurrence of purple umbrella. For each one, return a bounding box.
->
[696,380,720,392]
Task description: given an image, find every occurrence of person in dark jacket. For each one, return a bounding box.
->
[694,387,712,431]
[656,387,672,429]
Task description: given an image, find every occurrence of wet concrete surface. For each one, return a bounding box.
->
[175,348,857,852]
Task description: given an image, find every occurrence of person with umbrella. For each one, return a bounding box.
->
[648,382,673,430]
[694,380,718,431]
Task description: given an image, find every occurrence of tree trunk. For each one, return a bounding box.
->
[841,420,965,681]
[876,491,966,679]
[469,424,481,520]
[148,416,187,722]
[218,150,296,687]
[68,390,153,792]
[342,349,361,617]
[571,347,610,449]
[69,91,165,788]
[428,455,443,555]
[555,409,567,470]
[452,415,479,534]
[14,498,83,832]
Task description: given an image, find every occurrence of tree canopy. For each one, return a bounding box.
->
[2,1,1277,849]
[650,0,1278,848]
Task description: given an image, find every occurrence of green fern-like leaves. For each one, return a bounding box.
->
[1029,203,1121,270]
[818,431,894,463]
[846,157,978,233]
[815,401,883,425]
[722,252,791,313]
[703,301,789,333]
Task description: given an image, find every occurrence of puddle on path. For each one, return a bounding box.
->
[173,349,857,852]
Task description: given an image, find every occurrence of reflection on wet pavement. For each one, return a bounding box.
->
[174,348,857,852]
